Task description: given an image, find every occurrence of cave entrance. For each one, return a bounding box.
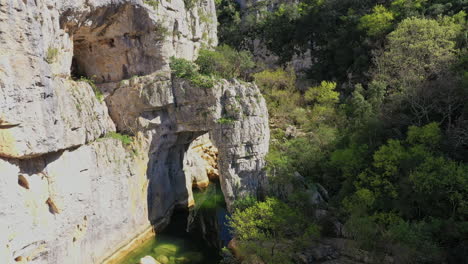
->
[61,4,163,84]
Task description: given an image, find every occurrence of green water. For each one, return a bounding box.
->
[119,184,226,264]
[118,232,219,264]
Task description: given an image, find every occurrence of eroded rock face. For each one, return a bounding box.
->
[108,76,269,217]
[0,0,216,158]
[0,138,150,264]
[0,0,269,263]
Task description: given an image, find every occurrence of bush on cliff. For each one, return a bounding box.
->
[196,45,255,80]
[170,57,214,88]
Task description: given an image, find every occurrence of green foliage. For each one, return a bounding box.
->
[215,0,243,48]
[144,0,158,9]
[409,156,468,219]
[169,57,215,88]
[190,74,215,89]
[199,10,213,24]
[78,77,104,102]
[253,68,304,127]
[170,57,199,79]
[183,0,196,9]
[170,46,253,89]
[407,122,441,147]
[215,1,468,262]
[195,45,255,80]
[232,196,257,211]
[228,198,320,264]
[374,16,461,92]
[253,68,296,91]
[390,0,426,17]
[384,220,443,262]
[193,183,225,211]
[304,81,339,105]
[258,4,304,64]
[105,132,133,146]
[154,24,169,41]
[45,47,58,64]
[359,5,395,37]
[216,117,236,124]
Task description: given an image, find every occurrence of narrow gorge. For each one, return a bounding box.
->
[0,0,269,263]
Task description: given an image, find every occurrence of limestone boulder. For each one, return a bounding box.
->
[140,255,160,264]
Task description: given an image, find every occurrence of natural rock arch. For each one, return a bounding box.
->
[107,76,270,225]
[0,0,268,263]
[58,2,269,225]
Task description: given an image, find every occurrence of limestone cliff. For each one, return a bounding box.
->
[0,0,269,263]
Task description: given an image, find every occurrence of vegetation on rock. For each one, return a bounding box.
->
[78,76,104,102]
[45,47,58,64]
[105,132,133,146]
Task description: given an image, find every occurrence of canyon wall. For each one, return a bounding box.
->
[0,0,269,263]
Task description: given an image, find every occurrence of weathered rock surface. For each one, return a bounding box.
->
[0,0,217,158]
[184,134,217,191]
[0,0,269,263]
[108,76,269,217]
[0,138,150,264]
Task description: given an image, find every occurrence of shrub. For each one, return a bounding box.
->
[78,77,104,102]
[184,0,196,9]
[144,0,158,9]
[216,117,236,124]
[170,57,199,79]
[253,67,296,91]
[170,57,215,88]
[190,74,214,89]
[154,24,169,41]
[232,196,257,211]
[196,45,255,79]
[46,47,58,64]
[105,132,133,146]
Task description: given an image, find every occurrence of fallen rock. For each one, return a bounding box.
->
[140,255,160,264]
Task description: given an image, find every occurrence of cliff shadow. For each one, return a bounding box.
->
[145,129,207,229]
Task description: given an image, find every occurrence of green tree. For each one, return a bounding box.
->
[228,198,319,264]
[253,68,303,127]
[359,5,395,37]
[196,45,255,80]
[304,81,340,126]
[374,16,461,93]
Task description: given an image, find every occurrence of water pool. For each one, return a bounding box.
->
[119,184,228,264]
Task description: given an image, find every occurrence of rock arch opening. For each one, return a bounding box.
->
[61,4,164,84]
[146,132,222,227]
[145,130,227,254]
